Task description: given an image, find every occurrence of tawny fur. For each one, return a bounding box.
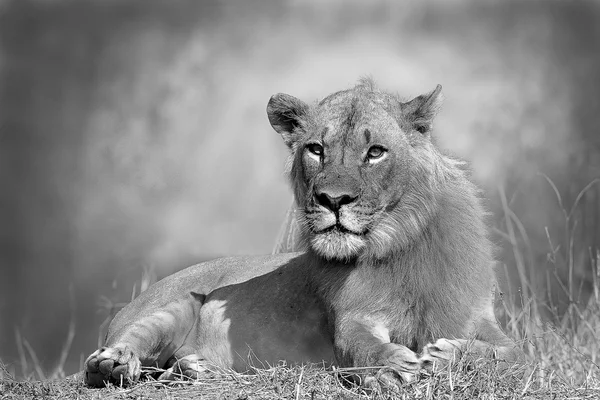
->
[274,80,520,372]
[83,80,523,390]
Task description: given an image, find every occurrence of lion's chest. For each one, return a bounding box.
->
[338,267,472,352]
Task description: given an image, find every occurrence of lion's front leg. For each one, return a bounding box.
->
[334,319,420,392]
[85,292,205,387]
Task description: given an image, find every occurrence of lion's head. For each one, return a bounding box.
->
[267,79,458,262]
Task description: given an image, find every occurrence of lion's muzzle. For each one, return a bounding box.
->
[312,187,365,235]
[305,188,371,259]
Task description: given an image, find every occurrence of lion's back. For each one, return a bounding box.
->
[109,252,305,329]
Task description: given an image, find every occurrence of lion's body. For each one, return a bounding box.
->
[85,80,523,389]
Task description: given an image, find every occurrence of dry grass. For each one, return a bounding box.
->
[2,180,600,399]
[1,345,599,400]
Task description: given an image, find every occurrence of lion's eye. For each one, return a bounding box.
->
[306,143,324,157]
[366,146,387,161]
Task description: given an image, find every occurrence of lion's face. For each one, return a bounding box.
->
[294,99,412,261]
[267,80,443,261]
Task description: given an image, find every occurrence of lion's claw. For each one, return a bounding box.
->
[84,346,141,387]
[420,338,463,371]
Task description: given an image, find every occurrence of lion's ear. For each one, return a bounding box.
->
[267,93,309,148]
[402,84,443,135]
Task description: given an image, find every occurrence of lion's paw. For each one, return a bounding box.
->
[420,338,463,371]
[158,354,213,381]
[84,345,141,387]
[362,368,408,394]
[379,343,420,380]
[363,343,419,392]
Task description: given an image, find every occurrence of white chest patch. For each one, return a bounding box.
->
[370,322,391,343]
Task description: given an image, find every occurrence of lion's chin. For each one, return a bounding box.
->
[310,229,366,261]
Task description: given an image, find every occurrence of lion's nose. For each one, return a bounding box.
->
[315,191,357,213]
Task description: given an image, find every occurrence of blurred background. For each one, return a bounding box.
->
[0,0,598,379]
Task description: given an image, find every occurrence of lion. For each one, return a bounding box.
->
[84,79,524,391]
